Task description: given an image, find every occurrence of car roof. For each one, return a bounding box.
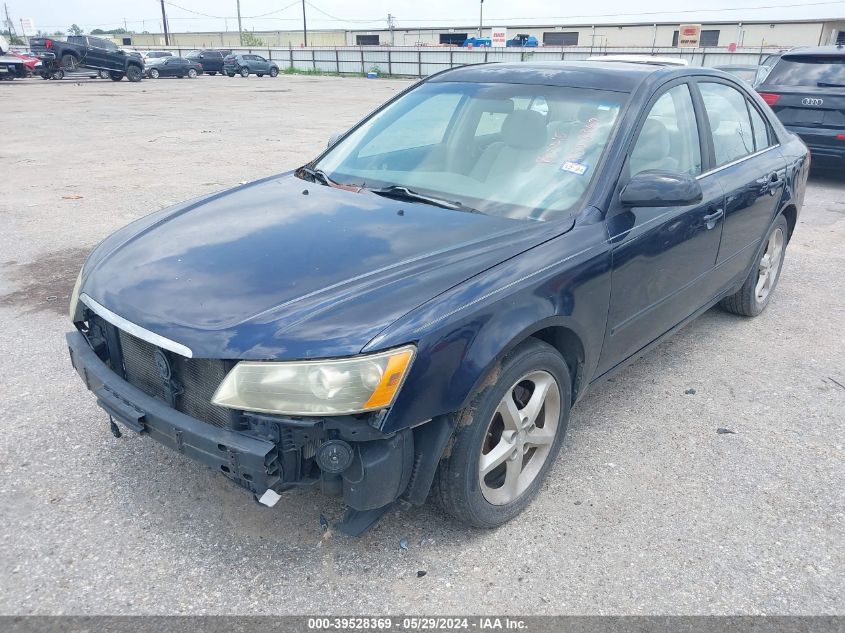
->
[714,64,761,70]
[431,61,689,92]
[782,45,845,58]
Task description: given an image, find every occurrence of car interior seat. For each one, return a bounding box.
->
[471,109,549,182]
[628,118,679,175]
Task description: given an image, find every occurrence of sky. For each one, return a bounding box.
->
[9,0,845,34]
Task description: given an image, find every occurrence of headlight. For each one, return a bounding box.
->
[69,268,83,322]
[211,345,415,416]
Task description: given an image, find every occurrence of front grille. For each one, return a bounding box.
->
[117,329,232,428]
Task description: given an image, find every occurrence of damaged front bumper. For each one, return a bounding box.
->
[67,330,279,493]
[66,330,448,534]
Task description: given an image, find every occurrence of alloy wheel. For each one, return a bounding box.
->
[756,227,784,303]
[479,370,560,505]
[150,68,159,78]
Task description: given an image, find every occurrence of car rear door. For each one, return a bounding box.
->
[695,79,787,288]
[597,80,726,374]
[757,53,845,160]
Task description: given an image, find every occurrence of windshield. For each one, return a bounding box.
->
[765,56,845,87]
[311,81,627,222]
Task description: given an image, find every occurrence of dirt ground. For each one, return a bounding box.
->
[0,74,843,615]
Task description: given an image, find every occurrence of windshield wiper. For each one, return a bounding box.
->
[298,165,336,186]
[365,185,481,213]
[817,82,845,88]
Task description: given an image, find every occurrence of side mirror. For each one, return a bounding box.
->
[620,170,703,207]
[327,131,345,149]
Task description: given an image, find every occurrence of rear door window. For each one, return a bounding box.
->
[747,103,773,151]
[765,56,845,87]
[699,82,756,166]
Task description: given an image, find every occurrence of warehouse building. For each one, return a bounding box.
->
[122,17,845,49]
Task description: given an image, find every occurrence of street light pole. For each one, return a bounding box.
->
[301,0,308,46]
[236,0,243,45]
[160,0,170,45]
[478,0,484,38]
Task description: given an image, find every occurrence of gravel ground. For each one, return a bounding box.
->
[0,74,843,616]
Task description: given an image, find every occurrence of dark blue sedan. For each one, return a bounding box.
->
[67,61,809,534]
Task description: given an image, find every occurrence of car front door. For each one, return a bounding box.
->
[597,81,726,375]
[254,55,270,73]
[695,80,787,287]
[159,58,178,76]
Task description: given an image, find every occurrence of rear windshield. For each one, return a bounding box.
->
[765,56,845,87]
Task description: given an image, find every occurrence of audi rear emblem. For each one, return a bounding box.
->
[801,98,824,106]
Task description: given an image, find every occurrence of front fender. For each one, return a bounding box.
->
[368,211,612,434]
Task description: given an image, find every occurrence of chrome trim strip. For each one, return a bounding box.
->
[79,294,193,358]
[696,144,781,179]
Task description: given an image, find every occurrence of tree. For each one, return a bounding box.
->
[68,24,83,36]
[242,31,265,46]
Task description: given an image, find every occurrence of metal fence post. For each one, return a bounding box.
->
[449,48,453,70]
[417,49,422,77]
[335,47,340,74]
[387,49,392,76]
[312,47,316,70]
[289,43,293,70]
[361,47,365,75]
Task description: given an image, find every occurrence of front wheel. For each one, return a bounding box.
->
[126,66,143,82]
[433,338,571,528]
[149,68,160,79]
[240,67,249,77]
[187,68,197,78]
[269,66,279,77]
[50,69,64,80]
[227,72,235,77]
[720,214,788,317]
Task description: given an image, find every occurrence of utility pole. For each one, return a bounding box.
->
[236,0,243,45]
[387,13,395,46]
[160,0,170,45]
[301,0,308,46]
[3,3,17,41]
[478,0,484,39]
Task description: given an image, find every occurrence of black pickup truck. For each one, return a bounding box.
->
[30,35,144,81]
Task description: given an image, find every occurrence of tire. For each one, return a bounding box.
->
[149,68,160,79]
[98,70,109,79]
[109,71,124,81]
[433,338,571,528]
[269,66,278,77]
[188,68,197,78]
[50,69,64,80]
[208,71,216,75]
[40,72,50,80]
[720,214,788,317]
[257,73,264,77]
[227,72,235,77]
[126,66,143,82]
[240,67,249,77]
[60,53,78,70]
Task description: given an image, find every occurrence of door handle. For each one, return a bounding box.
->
[703,208,724,229]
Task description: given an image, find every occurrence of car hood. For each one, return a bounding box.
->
[82,173,573,359]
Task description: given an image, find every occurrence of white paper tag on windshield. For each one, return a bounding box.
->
[258,488,282,507]
[561,160,589,176]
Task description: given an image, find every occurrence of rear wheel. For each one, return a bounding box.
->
[109,71,124,81]
[269,66,279,77]
[50,69,64,80]
[187,68,198,78]
[257,73,264,77]
[240,67,249,77]
[227,72,235,77]
[433,338,571,528]
[40,72,50,79]
[60,53,78,70]
[149,68,160,79]
[720,214,788,317]
[208,71,216,75]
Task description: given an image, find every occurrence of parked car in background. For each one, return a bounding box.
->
[0,35,28,79]
[144,51,173,65]
[507,34,539,47]
[461,37,492,47]
[67,61,808,535]
[223,53,279,77]
[145,57,203,79]
[756,45,845,163]
[29,35,144,81]
[714,64,767,86]
[186,49,225,75]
